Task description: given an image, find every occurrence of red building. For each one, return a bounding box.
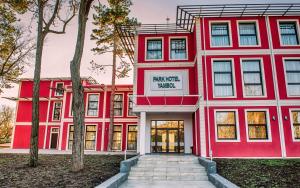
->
[12,3,300,158]
[12,77,138,151]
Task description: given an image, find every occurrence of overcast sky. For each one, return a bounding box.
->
[1,0,299,107]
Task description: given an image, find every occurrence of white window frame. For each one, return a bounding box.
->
[245,109,272,142]
[212,58,237,98]
[283,57,300,97]
[49,127,59,149]
[214,109,240,142]
[52,101,62,121]
[277,19,300,47]
[145,37,164,61]
[237,20,261,47]
[113,93,124,117]
[85,93,100,117]
[240,58,267,98]
[127,93,136,117]
[112,124,123,151]
[169,36,188,61]
[289,108,300,142]
[209,20,233,48]
[69,93,73,117]
[54,82,64,96]
[126,124,138,151]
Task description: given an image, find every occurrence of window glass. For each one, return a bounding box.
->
[213,60,234,97]
[127,125,137,150]
[285,60,300,96]
[68,125,74,150]
[112,125,122,150]
[114,94,123,116]
[211,23,230,46]
[280,22,299,45]
[242,60,264,96]
[216,111,237,140]
[87,94,99,116]
[85,125,96,150]
[247,111,268,140]
[292,111,300,140]
[53,102,62,121]
[147,39,162,60]
[170,38,187,59]
[128,94,135,116]
[239,23,258,46]
[55,83,64,96]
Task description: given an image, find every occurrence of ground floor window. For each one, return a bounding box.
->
[216,111,237,140]
[68,125,74,150]
[247,111,269,140]
[151,121,184,153]
[112,125,122,150]
[127,125,137,150]
[292,111,300,140]
[85,125,96,150]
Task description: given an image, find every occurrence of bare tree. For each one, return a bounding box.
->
[30,0,77,167]
[69,0,94,172]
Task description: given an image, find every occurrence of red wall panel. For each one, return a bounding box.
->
[13,125,45,149]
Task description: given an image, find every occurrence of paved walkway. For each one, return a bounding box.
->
[120,155,215,188]
[0,148,137,155]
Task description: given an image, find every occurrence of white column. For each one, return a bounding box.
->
[139,111,146,155]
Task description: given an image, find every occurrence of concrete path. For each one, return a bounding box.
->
[120,155,215,188]
[0,148,137,155]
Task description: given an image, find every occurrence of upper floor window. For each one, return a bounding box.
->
[239,23,258,46]
[55,83,64,96]
[247,111,269,140]
[216,111,237,140]
[87,94,99,116]
[292,111,300,140]
[52,102,62,121]
[170,38,187,60]
[114,94,123,116]
[128,94,135,116]
[285,59,300,96]
[211,23,230,47]
[279,22,299,46]
[146,39,162,60]
[242,60,264,96]
[213,60,234,97]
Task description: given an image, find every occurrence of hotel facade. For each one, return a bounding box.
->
[12,4,300,158]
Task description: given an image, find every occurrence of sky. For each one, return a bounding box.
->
[1,0,299,108]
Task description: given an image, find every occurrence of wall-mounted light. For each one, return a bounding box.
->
[272,116,276,121]
[284,116,288,120]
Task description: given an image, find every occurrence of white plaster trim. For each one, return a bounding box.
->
[136,62,195,68]
[133,105,197,112]
[101,86,107,151]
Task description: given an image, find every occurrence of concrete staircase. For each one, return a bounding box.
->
[120,155,215,188]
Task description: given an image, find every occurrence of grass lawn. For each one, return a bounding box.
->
[215,159,300,188]
[0,154,131,187]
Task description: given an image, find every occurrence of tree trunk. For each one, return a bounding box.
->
[29,0,44,167]
[107,32,117,151]
[70,0,93,172]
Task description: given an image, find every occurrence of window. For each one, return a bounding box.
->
[292,111,300,140]
[146,39,162,60]
[85,125,96,150]
[247,111,269,140]
[127,125,137,150]
[87,94,99,116]
[112,125,122,150]
[68,125,74,150]
[211,23,230,46]
[216,111,237,140]
[242,60,264,96]
[52,102,62,121]
[170,38,187,59]
[128,94,135,116]
[213,60,234,97]
[114,94,123,116]
[239,23,258,46]
[279,22,299,45]
[55,83,64,96]
[285,60,300,96]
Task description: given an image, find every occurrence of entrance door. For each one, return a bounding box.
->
[50,128,59,149]
[151,121,184,153]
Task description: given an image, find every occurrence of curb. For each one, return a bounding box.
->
[95,155,139,188]
[198,157,239,188]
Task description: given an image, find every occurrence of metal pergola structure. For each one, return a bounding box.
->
[177,3,300,32]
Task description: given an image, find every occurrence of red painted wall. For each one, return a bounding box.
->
[13,126,45,149]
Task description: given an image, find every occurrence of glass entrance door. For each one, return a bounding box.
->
[151,121,184,153]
